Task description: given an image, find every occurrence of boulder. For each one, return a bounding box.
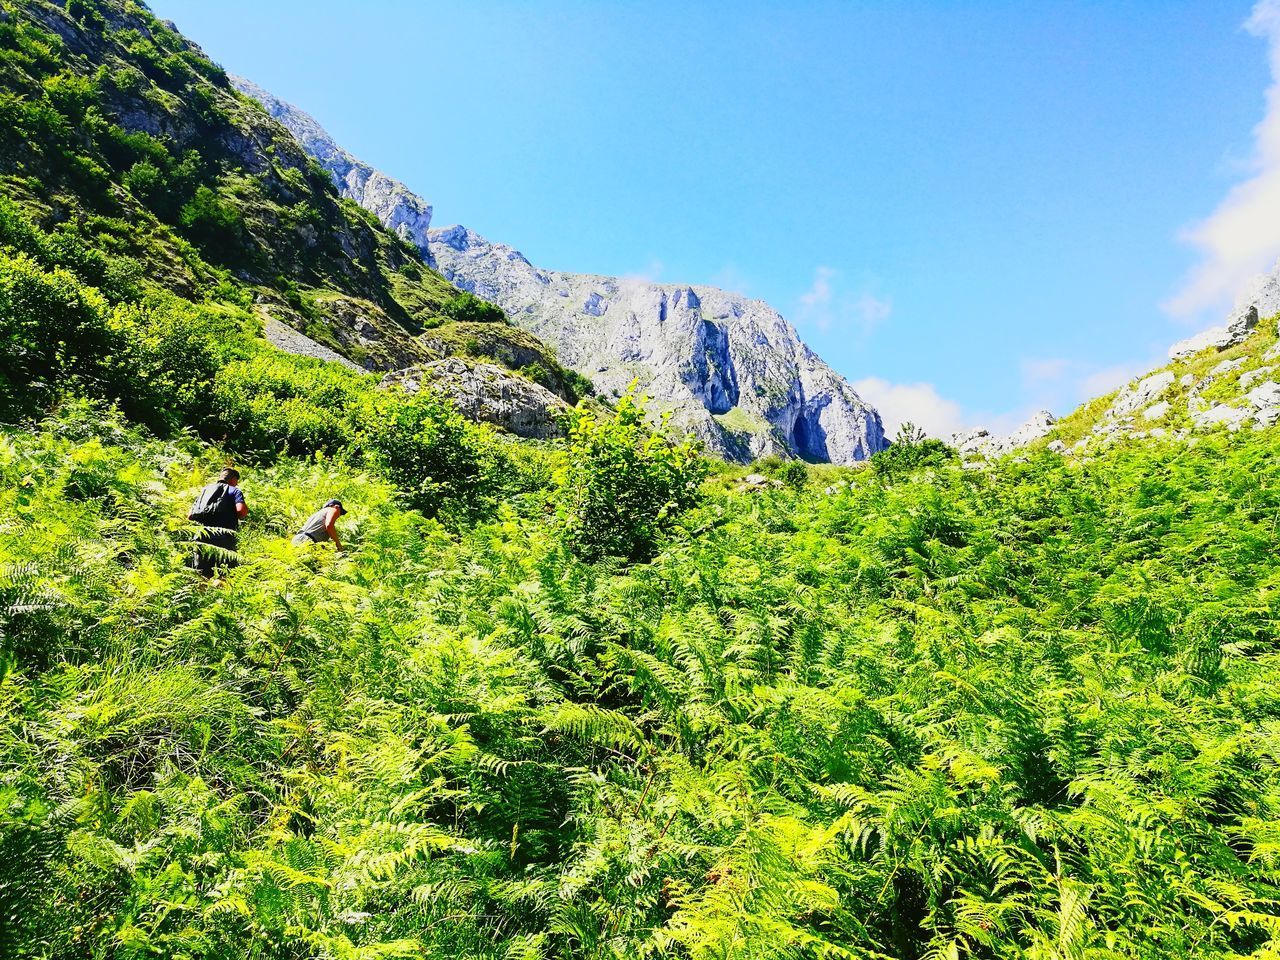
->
[1190,404,1250,431]
[1246,380,1280,409]
[1240,365,1276,390]
[1111,371,1174,417]
[382,358,571,439]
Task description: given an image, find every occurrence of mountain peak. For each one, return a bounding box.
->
[230,75,433,252]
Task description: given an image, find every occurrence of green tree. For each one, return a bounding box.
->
[556,386,706,560]
[871,420,958,479]
[440,290,507,324]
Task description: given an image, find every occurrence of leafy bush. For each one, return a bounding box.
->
[556,388,706,560]
[0,252,119,419]
[109,294,243,431]
[179,185,246,263]
[871,421,958,479]
[212,350,365,456]
[777,460,809,488]
[363,385,499,519]
[440,290,506,324]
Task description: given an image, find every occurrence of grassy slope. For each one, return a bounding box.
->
[1046,316,1280,448]
[5,402,1280,958]
[0,0,580,387]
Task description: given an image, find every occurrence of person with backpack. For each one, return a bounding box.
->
[188,468,248,577]
[292,499,346,553]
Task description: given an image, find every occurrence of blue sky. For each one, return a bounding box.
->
[152,0,1280,435]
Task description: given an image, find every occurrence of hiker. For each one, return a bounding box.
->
[188,468,248,577]
[292,499,346,552]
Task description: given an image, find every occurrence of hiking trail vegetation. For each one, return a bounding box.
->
[5,1,1280,959]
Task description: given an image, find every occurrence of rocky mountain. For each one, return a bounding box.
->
[951,410,1058,460]
[234,85,887,463]
[948,264,1280,462]
[1168,260,1280,360]
[231,77,434,252]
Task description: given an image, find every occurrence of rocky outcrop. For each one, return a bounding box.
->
[235,85,887,464]
[231,77,433,251]
[426,225,886,463]
[1169,259,1280,360]
[382,359,570,439]
[952,410,1056,459]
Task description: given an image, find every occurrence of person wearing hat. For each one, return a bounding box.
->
[292,499,347,552]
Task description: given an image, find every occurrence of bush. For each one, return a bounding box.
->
[440,290,506,325]
[777,460,809,489]
[212,350,364,456]
[363,386,498,520]
[109,295,243,432]
[0,252,120,420]
[179,186,246,263]
[556,388,706,561]
[871,422,958,480]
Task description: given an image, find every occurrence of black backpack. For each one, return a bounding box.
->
[189,482,238,529]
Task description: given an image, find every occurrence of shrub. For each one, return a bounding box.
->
[362,386,498,520]
[777,460,809,489]
[0,252,119,420]
[109,295,243,432]
[556,388,706,561]
[871,421,958,480]
[212,350,363,456]
[440,290,506,325]
[179,186,246,263]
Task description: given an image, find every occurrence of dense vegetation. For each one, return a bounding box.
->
[5,2,1280,959]
[6,392,1280,958]
[0,0,584,386]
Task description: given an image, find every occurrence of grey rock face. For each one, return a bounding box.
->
[382,358,570,439]
[1111,371,1175,417]
[231,77,433,251]
[426,226,885,463]
[1168,259,1280,360]
[235,84,886,464]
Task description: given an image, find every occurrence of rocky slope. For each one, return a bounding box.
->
[1042,265,1280,453]
[0,0,594,440]
[235,86,886,463]
[951,410,1058,460]
[231,77,434,252]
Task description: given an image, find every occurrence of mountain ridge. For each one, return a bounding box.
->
[234,79,887,464]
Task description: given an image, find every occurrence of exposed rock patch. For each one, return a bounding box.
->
[952,410,1057,459]
[382,359,570,439]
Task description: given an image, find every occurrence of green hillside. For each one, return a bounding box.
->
[7,2,1280,959]
[1045,314,1280,451]
[7,400,1280,959]
[0,0,579,386]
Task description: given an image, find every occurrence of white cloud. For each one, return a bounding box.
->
[852,377,968,440]
[1077,360,1148,398]
[1019,356,1071,386]
[1166,1,1280,320]
[797,266,891,334]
